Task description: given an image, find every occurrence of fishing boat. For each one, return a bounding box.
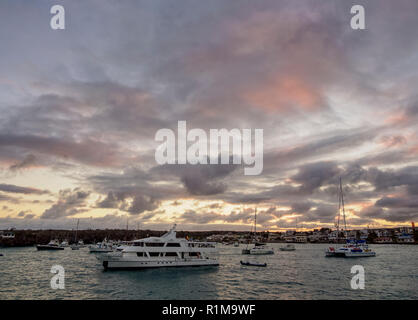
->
[325,178,376,258]
[99,224,219,270]
[240,260,267,267]
[36,239,65,250]
[279,244,296,251]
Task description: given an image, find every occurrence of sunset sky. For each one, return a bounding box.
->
[1,0,418,231]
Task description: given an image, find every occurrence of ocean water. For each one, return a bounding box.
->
[0,243,416,300]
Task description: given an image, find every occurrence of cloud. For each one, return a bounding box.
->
[41,188,91,219]
[0,134,128,168]
[0,184,48,195]
[9,154,37,171]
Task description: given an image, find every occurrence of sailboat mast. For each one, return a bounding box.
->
[340,177,347,237]
[75,219,79,242]
[336,179,341,242]
[254,207,257,237]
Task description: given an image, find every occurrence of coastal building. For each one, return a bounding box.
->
[375,237,393,244]
[359,229,369,240]
[396,233,414,243]
[294,234,308,243]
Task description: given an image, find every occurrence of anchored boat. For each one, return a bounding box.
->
[279,244,296,251]
[240,260,267,267]
[242,208,274,255]
[325,178,376,258]
[36,239,64,250]
[326,240,376,257]
[99,224,219,270]
[89,238,114,253]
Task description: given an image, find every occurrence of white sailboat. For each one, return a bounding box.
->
[71,219,81,250]
[242,208,274,255]
[325,178,376,258]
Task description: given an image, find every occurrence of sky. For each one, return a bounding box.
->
[1,0,418,231]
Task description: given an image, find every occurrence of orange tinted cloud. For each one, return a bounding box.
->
[244,76,323,112]
[379,135,407,148]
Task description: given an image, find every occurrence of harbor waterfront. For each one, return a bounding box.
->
[0,243,416,300]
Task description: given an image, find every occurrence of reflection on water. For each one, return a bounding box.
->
[0,243,417,299]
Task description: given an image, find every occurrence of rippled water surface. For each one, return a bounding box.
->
[0,244,417,299]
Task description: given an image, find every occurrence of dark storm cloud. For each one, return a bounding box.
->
[95,188,160,216]
[291,161,341,194]
[0,184,48,195]
[376,196,418,209]
[360,205,418,223]
[41,188,90,219]
[263,129,379,171]
[152,162,238,196]
[0,133,128,168]
[124,195,159,215]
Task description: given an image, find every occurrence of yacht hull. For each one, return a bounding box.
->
[101,258,219,270]
[36,245,64,250]
[89,248,113,253]
[249,251,274,255]
[325,249,376,257]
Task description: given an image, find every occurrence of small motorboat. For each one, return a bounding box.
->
[240,260,267,267]
[0,253,3,256]
[89,238,114,253]
[249,243,274,255]
[36,239,65,250]
[280,244,296,251]
[60,240,69,247]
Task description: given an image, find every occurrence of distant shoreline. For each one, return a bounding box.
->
[0,229,416,247]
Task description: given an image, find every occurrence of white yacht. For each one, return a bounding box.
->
[89,238,114,253]
[99,225,219,270]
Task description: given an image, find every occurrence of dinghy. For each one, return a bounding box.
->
[240,260,267,267]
